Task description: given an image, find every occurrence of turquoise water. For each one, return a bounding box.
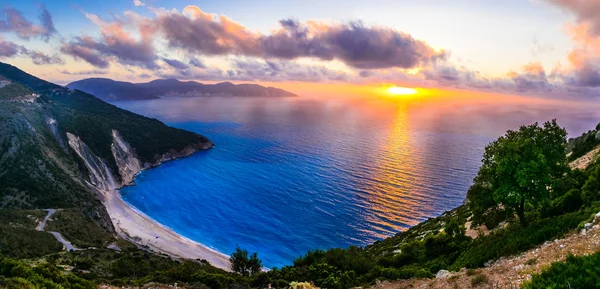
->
[115,95,599,268]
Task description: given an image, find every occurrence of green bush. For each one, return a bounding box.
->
[451,208,592,270]
[470,274,488,286]
[542,189,583,217]
[523,253,600,289]
[0,255,95,288]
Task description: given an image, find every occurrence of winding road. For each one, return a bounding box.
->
[37,209,83,252]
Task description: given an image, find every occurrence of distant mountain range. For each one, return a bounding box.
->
[66,78,297,101]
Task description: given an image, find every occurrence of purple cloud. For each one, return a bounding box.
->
[154,7,444,70]
[0,38,21,57]
[163,58,188,69]
[0,6,56,41]
[61,13,158,69]
[569,62,600,87]
[60,40,110,68]
[0,35,63,65]
[23,49,64,65]
[189,57,206,68]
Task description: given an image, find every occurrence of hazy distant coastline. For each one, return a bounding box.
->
[67,78,297,101]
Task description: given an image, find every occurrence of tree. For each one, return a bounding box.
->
[248,252,263,276]
[469,120,567,226]
[230,246,262,276]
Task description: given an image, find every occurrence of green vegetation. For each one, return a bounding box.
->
[0,255,95,289]
[0,227,62,259]
[0,209,62,259]
[523,253,600,289]
[567,127,600,162]
[0,82,33,100]
[26,248,259,289]
[230,246,263,277]
[470,120,568,226]
[44,209,113,248]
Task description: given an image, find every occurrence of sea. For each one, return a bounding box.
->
[114,93,600,268]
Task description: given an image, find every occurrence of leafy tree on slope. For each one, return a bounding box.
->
[230,246,263,276]
[469,120,568,226]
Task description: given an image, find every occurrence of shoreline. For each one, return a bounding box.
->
[102,187,232,270]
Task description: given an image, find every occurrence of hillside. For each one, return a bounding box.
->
[0,61,213,257]
[67,78,297,101]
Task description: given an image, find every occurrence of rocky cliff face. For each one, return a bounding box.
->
[110,130,142,186]
[67,132,118,192]
[68,128,213,192]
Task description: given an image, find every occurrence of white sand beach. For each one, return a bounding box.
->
[101,189,232,271]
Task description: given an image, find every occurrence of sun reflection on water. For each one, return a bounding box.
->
[356,103,434,240]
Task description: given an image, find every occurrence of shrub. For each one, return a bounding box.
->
[451,208,591,270]
[470,274,488,287]
[525,258,537,266]
[466,268,478,276]
[0,256,94,289]
[542,189,583,217]
[523,253,600,289]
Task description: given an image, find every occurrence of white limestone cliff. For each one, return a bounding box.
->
[111,130,142,185]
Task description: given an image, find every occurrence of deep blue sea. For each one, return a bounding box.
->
[114,94,600,268]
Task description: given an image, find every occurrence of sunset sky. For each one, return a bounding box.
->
[1,0,599,98]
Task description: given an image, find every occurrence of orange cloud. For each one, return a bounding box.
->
[523,62,545,75]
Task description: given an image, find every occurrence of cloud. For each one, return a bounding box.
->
[162,58,188,69]
[230,59,350,82]
[542,1,600,89]
[22,49,64,65]
[0,6,56,41]
[265,20,446,69]
[0,35,63,65]
[61,12,158,69]
[545,0,600,36]
[133,0,145,7]
[189,57,206,68]
[38,5,57,41]
[154,6,445,70]
[566,59,600,87]
[157,6,260,56]
[0,37,21,57]
[59,69,108,75]
[60,40,110,68]
[155,58,350,83]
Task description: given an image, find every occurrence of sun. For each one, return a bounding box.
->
[387,86,418,95]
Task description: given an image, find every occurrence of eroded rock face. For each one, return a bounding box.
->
[111,130,142,186]
[46,118,66,149]
[66,133,117,192]
[68,129,212,192]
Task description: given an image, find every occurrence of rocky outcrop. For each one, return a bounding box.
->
[46,118,66,149]
[68,129,212,192]
[111,130,142,185]
[67,132,117,192]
